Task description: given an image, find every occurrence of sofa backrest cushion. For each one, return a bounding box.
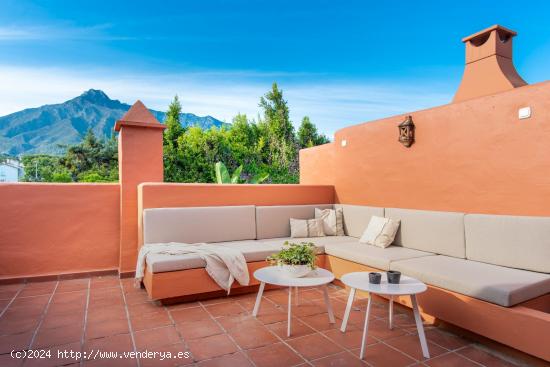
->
[143,205,256,244]
[334,204,384,238]
[465,214,550,273]
[385,208,465,258]
[256,204,333,239]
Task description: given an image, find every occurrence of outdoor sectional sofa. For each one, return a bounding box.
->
[140,204,550,360]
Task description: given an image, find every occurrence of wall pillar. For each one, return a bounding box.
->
[115,101,165,274]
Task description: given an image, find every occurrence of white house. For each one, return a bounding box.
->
[0,159,23,182]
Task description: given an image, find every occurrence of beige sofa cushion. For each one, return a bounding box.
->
[257,236,357,253]
[324,241,435,271]
[390,255,550,307]
[147,237,343,273]
[385,208,465,258]
[143,206,256,244]
[334,204,385,238]
[465,214,550,273]
[147,240,277,273]
[256,204,333,239]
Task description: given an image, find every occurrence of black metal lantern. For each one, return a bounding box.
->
[398,115,415,147]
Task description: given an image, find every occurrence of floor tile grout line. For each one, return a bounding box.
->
[268,287,360,366]
[0,285,25,319]
[197,298,258,367]
[289,300,379,367]
[263,290,353,364]
[79,278,91,367]
[296,288,443,366]
[247,288,313,367]
[163,301,194,361]
[455,344,519,367]
[119,278,141,367]
[27,281,59,354]
[437,350,488,367]
[340,296,468,364]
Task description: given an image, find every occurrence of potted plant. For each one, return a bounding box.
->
[266,241,316,278]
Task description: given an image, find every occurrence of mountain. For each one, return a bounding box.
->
[0,89,227,155]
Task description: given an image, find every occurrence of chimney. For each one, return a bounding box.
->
[453,25,527,103]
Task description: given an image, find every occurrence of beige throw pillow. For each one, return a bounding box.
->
[335,207,345,236]
[359,216,400,248]
[307,218,326,237]
[290,218,326,238]
[315,208,345,236]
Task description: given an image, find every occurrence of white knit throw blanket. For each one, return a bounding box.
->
[135,243,249,294]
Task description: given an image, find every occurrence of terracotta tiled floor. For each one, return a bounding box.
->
[0,276,525,367]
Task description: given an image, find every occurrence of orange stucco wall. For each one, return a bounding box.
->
[299,143,335,186]
[118,125,164,273]
[137,183,335,246]
[0,183,120,279]
[301,80,550,216]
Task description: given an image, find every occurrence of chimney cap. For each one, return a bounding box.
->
[462,24,516,43]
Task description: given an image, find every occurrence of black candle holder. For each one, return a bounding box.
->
[387,270,401,284]
[368,272,381,284]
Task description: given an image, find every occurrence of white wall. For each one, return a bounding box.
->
[0,161,22,182]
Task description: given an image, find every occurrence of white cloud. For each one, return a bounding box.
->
[0,65,452,137]
[0,24,133,41]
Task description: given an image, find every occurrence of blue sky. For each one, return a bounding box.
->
[1,0,549,136]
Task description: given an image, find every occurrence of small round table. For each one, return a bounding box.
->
[340,272,430,360]
[252,267,335,337]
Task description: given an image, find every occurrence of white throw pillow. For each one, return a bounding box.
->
[359,216,400,248]
[290,218,326,238]
[315,208,345,236]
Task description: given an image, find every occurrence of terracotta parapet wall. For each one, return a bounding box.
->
[0,183,120,279]
[299,143,335,186]
[300,80,550,216]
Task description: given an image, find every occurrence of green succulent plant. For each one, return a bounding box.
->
[266,241,317,270]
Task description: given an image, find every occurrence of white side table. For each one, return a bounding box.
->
[340,272,430,359]
[252,267,335,337]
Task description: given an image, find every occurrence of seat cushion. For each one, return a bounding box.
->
[334,204,384,238]
[465,214,550,273]
[255,204,333,239]
[385,208,465,258]
[390,255,550,307]
[146,237,353,273]
[324,241,435,271]
[143,206,256,244]
[147,240,281,273]
[257,236,357,253]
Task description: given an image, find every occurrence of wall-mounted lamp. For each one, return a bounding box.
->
[398,115,415,148]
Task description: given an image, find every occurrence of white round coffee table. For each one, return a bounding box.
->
[252,267,335,336]
[340,272,430,360]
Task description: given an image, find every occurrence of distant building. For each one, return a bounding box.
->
[0,158,23,182]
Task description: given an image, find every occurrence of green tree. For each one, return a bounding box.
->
[297,116,330,148]
[22,130,118,183]
[163,95,186,181]
[21,155,71,182]
[258,83,299,183]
